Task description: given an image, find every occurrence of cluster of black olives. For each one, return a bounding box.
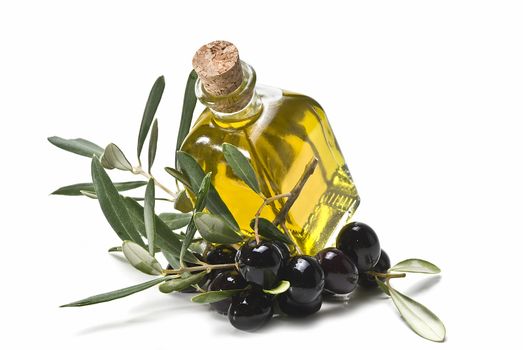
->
[188,221,390,331]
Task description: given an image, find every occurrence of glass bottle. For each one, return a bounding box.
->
[180,41,359,255]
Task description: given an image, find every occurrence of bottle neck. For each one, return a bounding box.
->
[195,61,262,127]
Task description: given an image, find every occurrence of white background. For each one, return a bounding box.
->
[1,0,522,348]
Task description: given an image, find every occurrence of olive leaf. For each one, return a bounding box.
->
[388,286,446,342]
[148,119,158,172]
[48,136,104,158]
[158,271,207,293]
[109,245,160,253]
[176,151,239,230]
[162,250,181,269]
[52,181,147,196]
[122,240,163,275]
[60,276,170,307]
[181,173,211,263]
[158,212,192,230]
[80,191,169,202]
[263,280,290,295]
[80,190,98,199]
[123,197,199,264]
[144,179,156,256]
[389,259,441,274]
[165,167,192,190]
[191,289,244,304]
[173,189,194,213]
[249,218,293,245]
[135,197,172,202]
[91,157,145,247]
[375,277,390,296]
[175,70,198,163]
[194,212,243,244]
[193,173,212,213]
[189,240,206,256]
[101,143,133,171]
[222,143,260,193]
[137,76,165,161]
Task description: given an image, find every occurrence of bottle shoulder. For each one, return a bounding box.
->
[257,85,326,114]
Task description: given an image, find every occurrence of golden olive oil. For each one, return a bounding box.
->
[180,82,359,255]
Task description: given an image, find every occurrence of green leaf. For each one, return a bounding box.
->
[249,218,293,245]
[100,143,133,171]
[122,240,163,275]
[263,280,290,295]
[181,173,211,264]
[162,250,181,269]
[165,167,193,190]
[191,289,244,304]
[60,276,170,307]
[122,197,199,264]
[52,181,147,196]
[173,189,194,213]
[189,240,206,256]
[109,245,160,254]
[158,212,192,230]
[389,287,446,342]
[80,190,98,199]
[80,191,170,202]
[148,119,158,172]
[48,136,104,158]
[144,179,156,256]
[176,151,239,230]
[389,259,441,274]
[134,197,172,202]
[137,76,165,160]
[193,172,211,213]
[375,278,390,296]
[175,70,198,162]
[194,212,243,244]
[222,143,260,193]
[158,271,207,293]
[91,157,144,246]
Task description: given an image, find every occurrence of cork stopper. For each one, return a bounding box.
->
[192,40,244,96]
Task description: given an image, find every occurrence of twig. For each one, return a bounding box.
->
[273,158,318,226]
[133,166,179,199]
[163,263,237,276]
[253,193,291,244]
[269,158,318,254]
[281,222,303,255]
[367,271,407,279]
[251,158,317,254]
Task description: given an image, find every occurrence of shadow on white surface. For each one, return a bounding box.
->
[404,275,442,296]
[73,276,442,337]
[75,293,201,336]
[108,253,128,265]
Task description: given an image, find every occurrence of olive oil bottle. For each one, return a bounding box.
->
[180,41,359,255]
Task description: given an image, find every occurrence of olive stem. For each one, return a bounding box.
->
[272,157,318,227]
[133,165,179,200]
[267,158,317,254]
[163,263,237,276]
[195,285,207,293]
[174,179,181,192]
[281,222,304,255]
[253,193,292,244]
[367,271,407,279]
